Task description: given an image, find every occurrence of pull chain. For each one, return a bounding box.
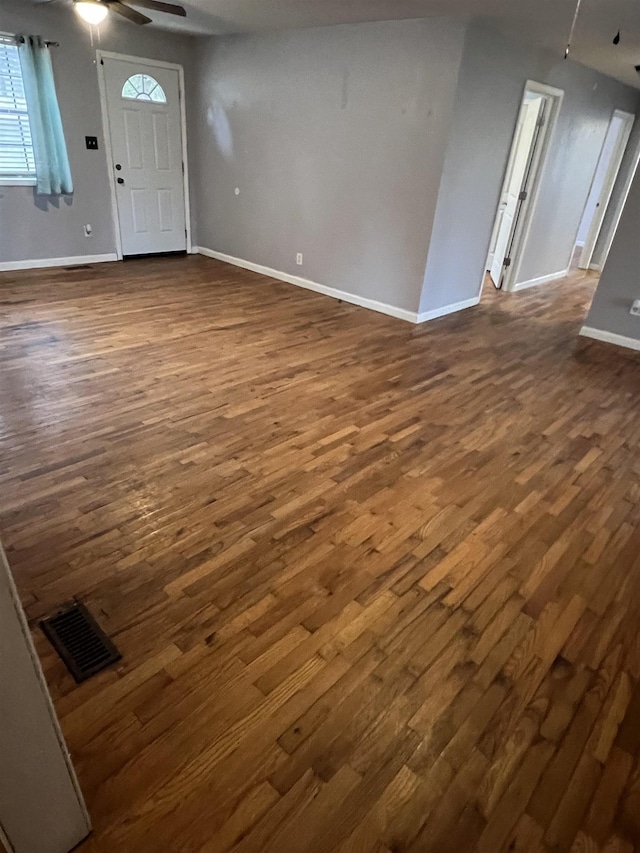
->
[565,0,584,59]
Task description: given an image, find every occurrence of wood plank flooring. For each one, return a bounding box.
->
[1,256,640,852]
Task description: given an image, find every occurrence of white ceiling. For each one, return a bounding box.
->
[133,0,640,89]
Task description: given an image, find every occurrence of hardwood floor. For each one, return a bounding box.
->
[1,256,640,852]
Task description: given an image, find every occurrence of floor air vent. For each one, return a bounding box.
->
[41,601,121,683]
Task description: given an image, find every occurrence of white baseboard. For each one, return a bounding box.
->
[195,246,420,323]
[416,296,480,323]
[195,247,481,326]
[513,269,569,291]
[0,253,118,272]
[579,325,640,352]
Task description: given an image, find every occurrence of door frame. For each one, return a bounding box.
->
[96,50,192,260]
[590,127,640,272]
[492,80,564,292]
[578,109,635,271]
[0,540,91,853]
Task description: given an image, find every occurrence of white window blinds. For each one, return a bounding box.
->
[0,35,36,182]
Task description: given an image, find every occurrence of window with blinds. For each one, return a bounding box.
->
[0,35,36,184]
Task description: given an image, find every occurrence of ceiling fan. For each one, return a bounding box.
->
[73,0,186,26]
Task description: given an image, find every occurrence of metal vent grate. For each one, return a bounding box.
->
[41,601,121,683]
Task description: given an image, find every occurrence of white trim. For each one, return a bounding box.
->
[512,268,568,291]
[579,325,640,352]
[501,81,565,293]
[592,119,640,271]
[0,253,117,272]
[0,541,91,848]
[96,50,191,260]
[195,247,420,322]
[180,70,192,255]
[196,247,480,325]
[416,297,481,323]
[96,53,122,260]
[579,109,635,270]
[96,50,189,72]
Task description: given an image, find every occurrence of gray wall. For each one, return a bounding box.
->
[3,4,639,321]
[192,19,466,314]
[419,24,527,314]
[0,0,196,265]
[419,24,640,314]
[517,61,640,285]
[583,161,640,343]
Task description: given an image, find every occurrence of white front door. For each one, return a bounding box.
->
[489,96,543,286]
[102,57,187,256]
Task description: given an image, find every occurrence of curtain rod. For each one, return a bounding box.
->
[14,36,60,47]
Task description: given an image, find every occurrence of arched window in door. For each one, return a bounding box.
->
[121,73,166,103]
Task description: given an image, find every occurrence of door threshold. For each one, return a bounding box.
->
[122,250,188,261]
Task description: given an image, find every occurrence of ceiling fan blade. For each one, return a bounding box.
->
[130,0,186,16]
[109,2,152,24]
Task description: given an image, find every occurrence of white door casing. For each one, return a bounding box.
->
[489,95,543,287]
[578,109,635,270]
[100,55,187,257]
[590,136,640,272]
[0,540,90,853]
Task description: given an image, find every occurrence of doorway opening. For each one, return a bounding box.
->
[485,81,564,292]
[574,109,635,272]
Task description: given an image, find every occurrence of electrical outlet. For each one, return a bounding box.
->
[83,224,92,237]
[631,299,640,316]
[296,253,303,265]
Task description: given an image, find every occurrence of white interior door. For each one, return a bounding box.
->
[489,96,543,286]
[102,57,187,256]
[578,110,634,270]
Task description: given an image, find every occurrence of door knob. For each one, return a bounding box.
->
[117,177,125,185]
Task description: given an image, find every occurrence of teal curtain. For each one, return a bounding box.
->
[18,36,73,196]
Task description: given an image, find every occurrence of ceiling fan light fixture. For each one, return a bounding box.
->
[75,0,109,25]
